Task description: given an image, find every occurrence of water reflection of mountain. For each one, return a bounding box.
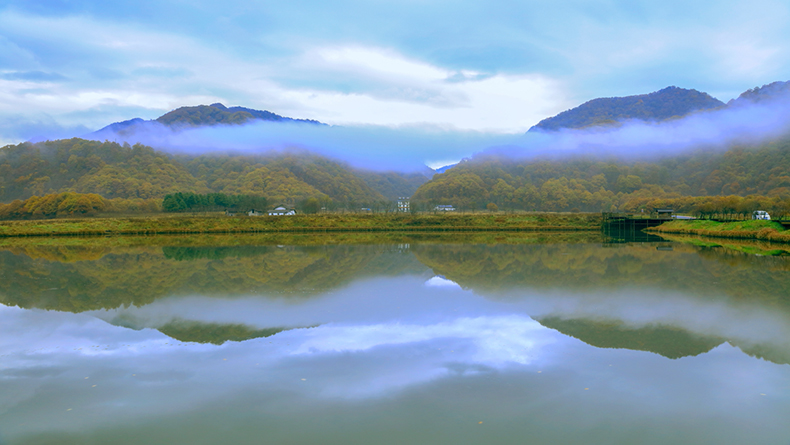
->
[110,316,301,345]
[3,238,790,363]
[537,317,790,365]
[0,245,426,312]
[412,243,790,304]
[537,317,725,359]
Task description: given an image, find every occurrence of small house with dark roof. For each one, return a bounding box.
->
[656,209,674,219]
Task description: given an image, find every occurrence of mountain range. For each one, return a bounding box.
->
[90,102,324,141]
[3,80,790,211]
[530,86,724,132]
[530,81,790,133]
[90,80,790,142]
[0,138,429,204]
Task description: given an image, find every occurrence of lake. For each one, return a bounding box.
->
[1,233,789,444]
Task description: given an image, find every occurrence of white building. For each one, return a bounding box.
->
[434,205,455,211]
[397,197,410,213]
[267,205,296,216]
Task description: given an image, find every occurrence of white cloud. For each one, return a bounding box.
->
[0,9,570,141]
[315,46,448,81]
[425,276,462,288]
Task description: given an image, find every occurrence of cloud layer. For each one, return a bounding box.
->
[84,96,790,171]
[2,0,790,146]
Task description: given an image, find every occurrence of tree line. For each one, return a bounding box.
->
[0,138,428,205]
[412,139,790,215]
[0,192,161,219]
[162,192,269,213]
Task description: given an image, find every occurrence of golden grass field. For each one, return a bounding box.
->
[0,212,601,237]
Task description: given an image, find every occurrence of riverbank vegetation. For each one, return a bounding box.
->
[0,212,601,237]
[650,232,790,256]
[648,219,790,243]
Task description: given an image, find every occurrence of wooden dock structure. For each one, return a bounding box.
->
[601,213,674,230]
[601,212,675,241]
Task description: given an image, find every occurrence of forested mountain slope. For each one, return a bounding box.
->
[728,80,790,106]
[530,86,724,132]
[95,102,322,135]
[0,138,428,203]
[412,138,790,211]
[155,103,323,127]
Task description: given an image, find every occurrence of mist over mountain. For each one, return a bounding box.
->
[0,138,428,204]
[4,80,790,211]
[529,86,725,132]
[411,136,790,212]
[413,80,790,212]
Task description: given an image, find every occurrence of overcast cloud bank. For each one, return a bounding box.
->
[82,96,790,171]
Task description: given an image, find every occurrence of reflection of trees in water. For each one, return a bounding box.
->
[3,240,789,314]
[537,317,725,359]
[694,246,790,271]
[0,245,426,313]
[414,242,790,365]
[412,243,790,304]
[538,316,790,366]
[157,320,300,345]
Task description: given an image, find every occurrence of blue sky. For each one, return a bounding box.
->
[2,0,790,148]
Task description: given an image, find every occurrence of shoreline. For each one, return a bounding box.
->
[0,213,601,238]
[646,219,790,243]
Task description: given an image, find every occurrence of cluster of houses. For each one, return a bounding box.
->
[226,204,296,217]
[229,199,457,216]
[249,205,296,216]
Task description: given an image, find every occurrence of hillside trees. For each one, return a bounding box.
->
[162,192,269,213]
[412,139,790,214]
[530,86,724,131]
[0,139,427,206]
[0,139,201,200]
[0,192,161,219]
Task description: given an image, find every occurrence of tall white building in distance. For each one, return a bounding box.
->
[397,197,410,213]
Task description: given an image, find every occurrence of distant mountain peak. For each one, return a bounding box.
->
[90,103,324,137]
[155,103,324,127]
[530,86,724,132]
[728,80,790,106]
[92,117,147,134]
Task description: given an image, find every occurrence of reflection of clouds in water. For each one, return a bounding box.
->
[277,315,556,398]
[424,276,461,288]
[89,271,790,361]
[293,316,551,366]
[2,295,790,440]
[506,289,790,349]
[0,303,555,393]
[0,303,564,436]
[91,275,475,330]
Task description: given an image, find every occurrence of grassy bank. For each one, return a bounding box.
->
[650,232,790,256]
[0,212,601,238]
[648,219,790,243]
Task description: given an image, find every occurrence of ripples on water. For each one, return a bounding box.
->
[1,233,789,444]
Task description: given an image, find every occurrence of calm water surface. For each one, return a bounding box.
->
[1,234,789,444]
